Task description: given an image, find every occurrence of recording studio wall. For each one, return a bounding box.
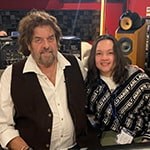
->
[0,10,99,41]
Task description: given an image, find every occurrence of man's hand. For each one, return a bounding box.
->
[7,136,29,150]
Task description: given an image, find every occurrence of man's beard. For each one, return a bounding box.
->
[39,52,56,68]
[32,50,57,68]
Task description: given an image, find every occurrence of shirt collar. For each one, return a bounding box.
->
[23,52,71,75]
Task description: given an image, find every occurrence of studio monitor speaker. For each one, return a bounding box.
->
[115,22,147,69]
[119,10,143,31]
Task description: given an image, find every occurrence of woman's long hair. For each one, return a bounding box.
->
[86,34,129,86]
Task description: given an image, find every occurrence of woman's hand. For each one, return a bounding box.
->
[131,65,144,72]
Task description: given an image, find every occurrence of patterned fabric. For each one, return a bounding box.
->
[86,68,150,139]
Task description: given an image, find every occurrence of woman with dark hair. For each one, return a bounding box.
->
[85,34,150,146]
